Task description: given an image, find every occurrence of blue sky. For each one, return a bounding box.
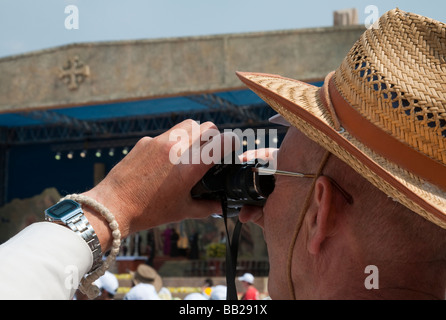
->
[0,0,445,58]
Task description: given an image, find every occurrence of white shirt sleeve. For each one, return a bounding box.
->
[0,222,93,300]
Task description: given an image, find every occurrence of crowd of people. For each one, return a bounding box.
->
[80,264,263,300]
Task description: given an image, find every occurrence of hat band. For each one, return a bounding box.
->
[135,273,155,283]
[323,77,446,192]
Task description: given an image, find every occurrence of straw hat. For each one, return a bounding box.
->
[236,9,446,229]
[130,264,163,292]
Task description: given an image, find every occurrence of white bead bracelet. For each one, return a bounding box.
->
[61,194,121,299]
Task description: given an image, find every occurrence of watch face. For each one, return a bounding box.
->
[46,200,80,219]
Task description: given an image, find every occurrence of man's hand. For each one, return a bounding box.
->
[82,120,238,250]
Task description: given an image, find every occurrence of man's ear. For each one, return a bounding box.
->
[307,176,336,255]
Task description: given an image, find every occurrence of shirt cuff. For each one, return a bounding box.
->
[0,222,93,299]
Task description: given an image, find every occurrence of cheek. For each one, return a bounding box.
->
[263,182,302,247]
[262,184,302,299]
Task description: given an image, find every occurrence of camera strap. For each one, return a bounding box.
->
[220,195,243,300]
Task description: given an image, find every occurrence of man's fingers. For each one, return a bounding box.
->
[240,148,279,168]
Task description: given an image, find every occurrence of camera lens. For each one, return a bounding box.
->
[224,162,275,202]
[254,166,275,198]
[190,160,275,212]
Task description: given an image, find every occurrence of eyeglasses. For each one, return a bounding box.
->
[252,167,353,205]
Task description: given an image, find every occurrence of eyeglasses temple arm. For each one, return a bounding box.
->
[252,167,316,178]
[252,168,353,204]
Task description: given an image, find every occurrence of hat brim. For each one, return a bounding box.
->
[236,71,446,229]
[130,270,163,293]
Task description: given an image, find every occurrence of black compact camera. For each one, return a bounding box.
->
[191,160,275,217]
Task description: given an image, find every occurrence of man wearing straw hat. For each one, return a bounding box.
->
[236,8,446,299]
[0,9,445,300]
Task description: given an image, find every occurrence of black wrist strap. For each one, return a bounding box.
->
[220,195,243,301]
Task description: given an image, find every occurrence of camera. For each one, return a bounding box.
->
[191,159,275,217]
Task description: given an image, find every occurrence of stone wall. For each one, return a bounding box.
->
[0,25,364,113]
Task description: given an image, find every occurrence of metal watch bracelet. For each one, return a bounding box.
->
[65,213,103,272]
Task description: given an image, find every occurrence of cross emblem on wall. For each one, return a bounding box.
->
[59,56,90,90]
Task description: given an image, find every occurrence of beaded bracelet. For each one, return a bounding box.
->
[61,194,121,299]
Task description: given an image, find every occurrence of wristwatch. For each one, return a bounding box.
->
[45,199,103,271]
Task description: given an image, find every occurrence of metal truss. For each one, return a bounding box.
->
[0,94,286,206]
[187,93,263,123]
[0,96,277,146]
